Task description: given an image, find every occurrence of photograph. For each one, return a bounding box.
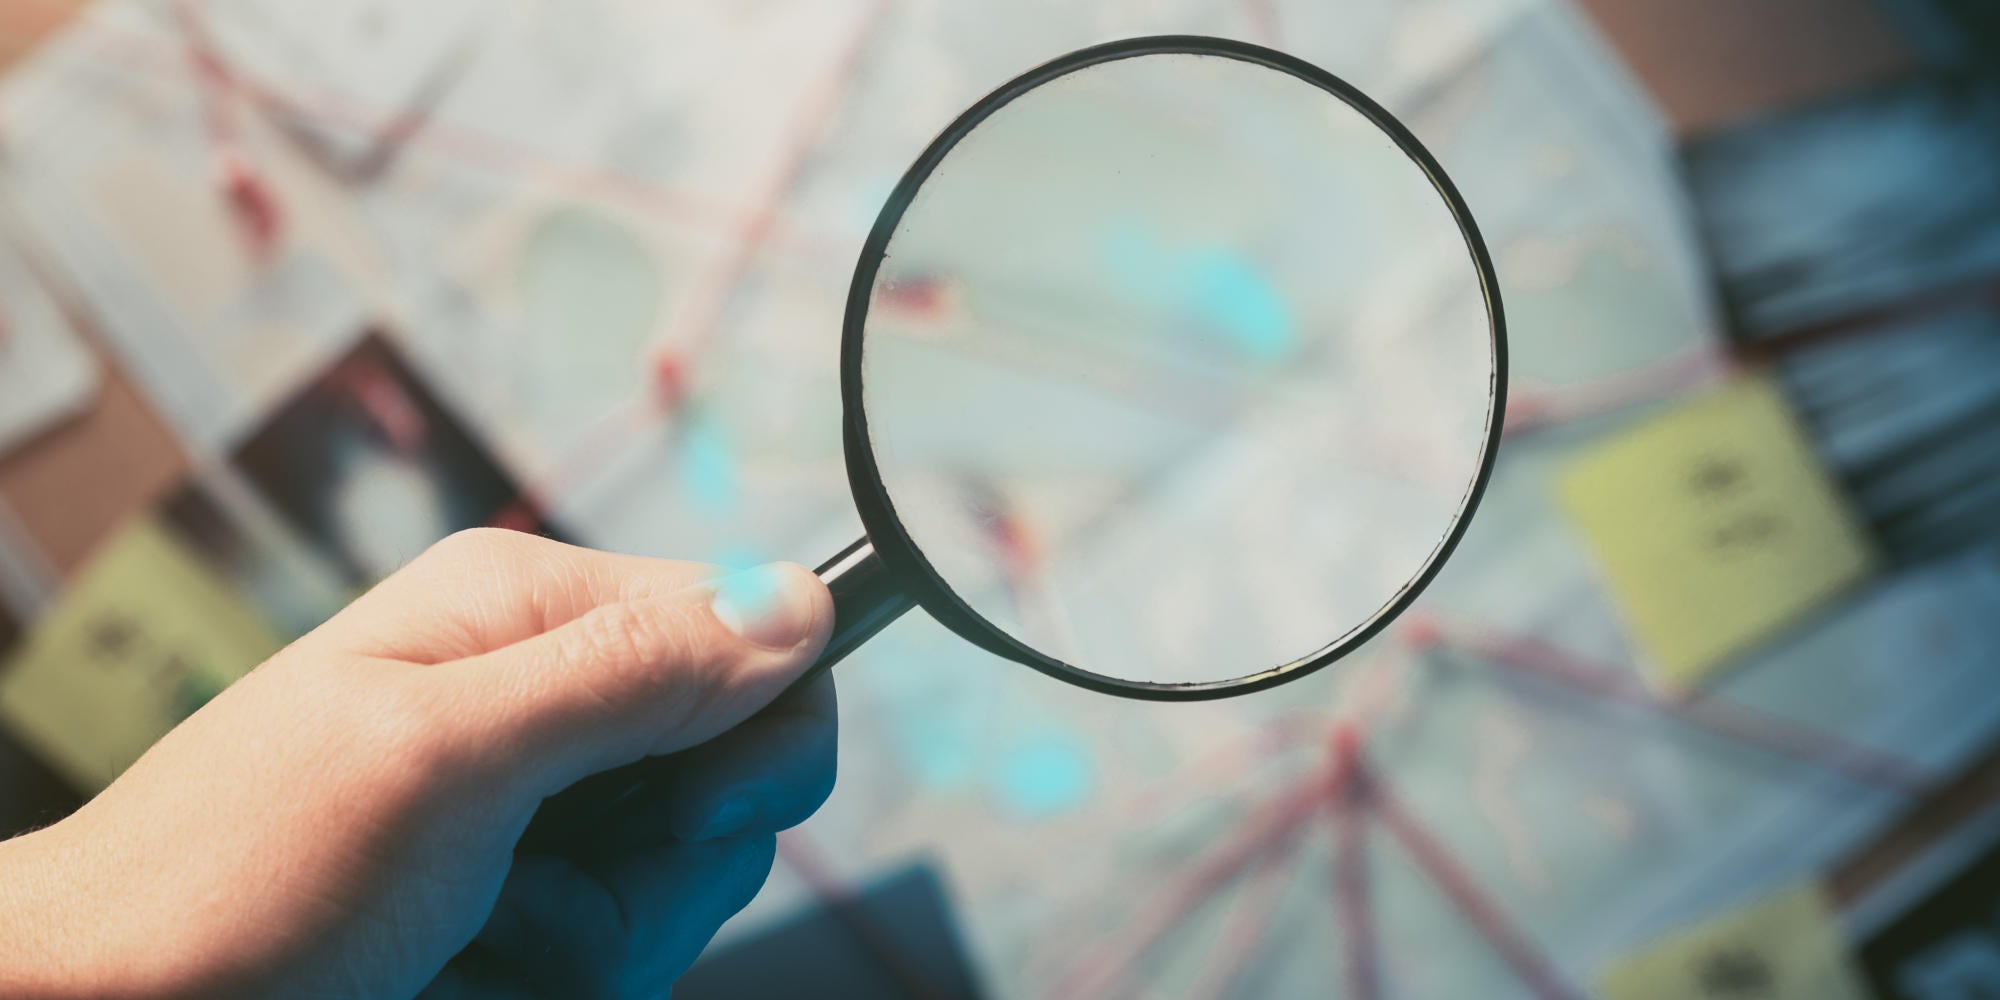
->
[231,326,565,588]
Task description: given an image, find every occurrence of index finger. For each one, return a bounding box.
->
[315,528,722,662]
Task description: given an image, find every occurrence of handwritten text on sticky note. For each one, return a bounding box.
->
[1560,376,1875,689]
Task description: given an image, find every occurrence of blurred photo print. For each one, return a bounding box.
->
[231,327,564,586]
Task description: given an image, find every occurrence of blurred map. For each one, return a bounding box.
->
[2,0,1998,997]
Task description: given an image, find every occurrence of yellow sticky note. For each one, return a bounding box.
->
[1559,376,1875,689]
[0,517,283,791]
[1601,883,1868,1000]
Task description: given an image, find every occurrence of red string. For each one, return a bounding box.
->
[41,16,842,253]
[1365,750,1588,1000]
[486,0,899,519]
[1329,728,1381,1000]
[1502,345,1731,440]
[660,0,897,363]
[1052,768,1331,998]
[1417,613,1933,791]
[1189,818,1304,1000]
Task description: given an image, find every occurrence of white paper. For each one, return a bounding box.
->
[0,237,97,455]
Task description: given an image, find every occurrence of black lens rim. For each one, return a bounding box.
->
[840,34,1508,701]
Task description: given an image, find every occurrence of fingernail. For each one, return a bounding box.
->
[711,564,817,650]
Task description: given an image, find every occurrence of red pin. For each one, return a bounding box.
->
[650,352,690,411]
[216,147,281,256]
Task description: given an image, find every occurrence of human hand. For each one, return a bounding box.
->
[0,528,837,999]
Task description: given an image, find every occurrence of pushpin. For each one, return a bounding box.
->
[650,351,690,412]
[215,147,281,257]
[876,272,956,319]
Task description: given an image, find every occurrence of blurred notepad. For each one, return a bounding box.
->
[1600,883,1868,1000]
[0,518,282,791]
[1560,377,1876,688]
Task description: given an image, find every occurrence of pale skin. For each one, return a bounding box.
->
[0,528,839,999]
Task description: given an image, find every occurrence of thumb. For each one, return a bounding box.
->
[436,562,833,795]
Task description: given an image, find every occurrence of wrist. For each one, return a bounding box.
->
[0,822,187,1000]
[0,826,94,999]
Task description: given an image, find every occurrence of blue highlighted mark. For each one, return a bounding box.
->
[1100,221,1295,362]
[996,732,1093,819]
[1189,249,1294,361]
[678,411,740,516]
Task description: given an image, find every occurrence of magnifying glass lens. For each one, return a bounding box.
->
[859,51,1496,688]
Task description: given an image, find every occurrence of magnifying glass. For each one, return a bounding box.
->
[527,34,1504,843]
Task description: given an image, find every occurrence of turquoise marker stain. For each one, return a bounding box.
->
[678,411,740,516]
[997,732,1093,819]
[1100,221,1295,362]
[1189,249,1294,361]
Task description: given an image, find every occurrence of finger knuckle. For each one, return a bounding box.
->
[576,601,659,670]
[569,600,709,704]
[419,526,550,572]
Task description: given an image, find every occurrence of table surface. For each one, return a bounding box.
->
[0,0,1915,578]
[0,0,1962,927]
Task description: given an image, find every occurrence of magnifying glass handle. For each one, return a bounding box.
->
[800,536,916,685]
[517,536,911,853]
